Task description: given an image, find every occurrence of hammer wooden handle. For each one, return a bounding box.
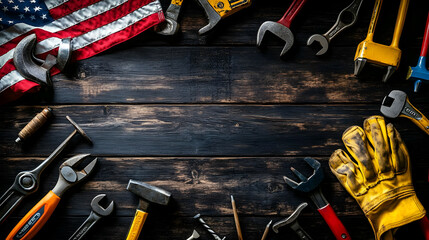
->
[318,204,351,240]
[126,209,148,240]
[16,107,52,143]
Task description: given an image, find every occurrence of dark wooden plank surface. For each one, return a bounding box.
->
[1,0,429,239]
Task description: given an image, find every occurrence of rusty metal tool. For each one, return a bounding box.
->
[6,154,98,240]
[354,0,409,82]
[194,214,226,240]
[186,230,200,240]
[257,0,307,57]
[231,195,243,240]
[13,34,72,86]
[307,0,363,56]
[381,90,429,134]
[155,0,184,35]
[272,202,312,240]
[260,220,272,240]
[126,180,171,240]
[16,107,53,143]
[407,12,429,92]
[69,194,115,240]
[0,116,92,224]
[197,0,251,35]
[283,157,351,240]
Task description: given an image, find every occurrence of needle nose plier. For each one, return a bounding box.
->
[6,154,97,240]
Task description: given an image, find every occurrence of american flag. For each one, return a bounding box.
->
[0,0,164,103]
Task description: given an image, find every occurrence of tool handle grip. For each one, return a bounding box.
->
[6,191,60,240]
[125,209,148,240]
[0,187,24,223]
[401,100,429,135]
[421,12,429,57]
[419,215,429,240]
[318,204,351,240]
[278,0,306,28]
[17,107,52,143]
[391,0,409,48]
[367,0,382,40]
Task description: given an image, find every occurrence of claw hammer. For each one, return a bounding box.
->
[354,0,409,82]
[125,180,171,240]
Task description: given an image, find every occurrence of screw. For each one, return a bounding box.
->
[194,214,225,240]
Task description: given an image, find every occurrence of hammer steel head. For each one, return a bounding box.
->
[380,90,407,118]
[91,194,115,217]
[257,21,294,57]
[283,157,324,193]
[66,115,93,144]
[307,34,329,56]
[13,34,52,86]
[272,202,308,233]
[127,179,171,206]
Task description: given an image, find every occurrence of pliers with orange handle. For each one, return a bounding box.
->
[6,154,97,240]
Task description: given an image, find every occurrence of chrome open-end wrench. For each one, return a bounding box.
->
[0,116,92,224]
[307,0,363,55]
[155,0,183,35]
[257,0,307,56]
[69,194,114,240]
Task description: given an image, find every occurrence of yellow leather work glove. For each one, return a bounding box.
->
[329,116,425,240]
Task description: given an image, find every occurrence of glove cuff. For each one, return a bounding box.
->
[364,186,426,240]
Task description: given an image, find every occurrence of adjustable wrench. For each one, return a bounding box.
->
[381,90,429,135]
[307,0,363,56]
[155,0,183,35]
[257,0,307,57]
[69,194,114,240]
[283,157,351,240]
[354,0,409,82]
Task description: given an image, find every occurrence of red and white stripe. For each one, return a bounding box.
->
[0,0,164,101]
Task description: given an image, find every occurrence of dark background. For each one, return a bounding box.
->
[1,0,429,239]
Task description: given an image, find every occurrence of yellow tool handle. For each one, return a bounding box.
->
[367,0,382,41]
[126,209,148,240]
[171,0,183,6]
[391,0,409,48]
[401,100,429,135]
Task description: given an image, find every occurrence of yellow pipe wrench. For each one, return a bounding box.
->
[354,0,409,82]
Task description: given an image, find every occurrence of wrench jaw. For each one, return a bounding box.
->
[283,157,324,193]
[380,90,407,119]
[307,34,329,56]
[354,40,401,82]
[91,194,115,217]
[257,21,294,57]
[155,18,179,36]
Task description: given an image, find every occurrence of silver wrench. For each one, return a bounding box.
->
[307,0,363,55]
[154,0,183,35]
[68,194,114,240]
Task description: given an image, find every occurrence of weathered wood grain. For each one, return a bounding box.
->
[45,46,422,104]
[0,156,427,239]
[3,105,429,157]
